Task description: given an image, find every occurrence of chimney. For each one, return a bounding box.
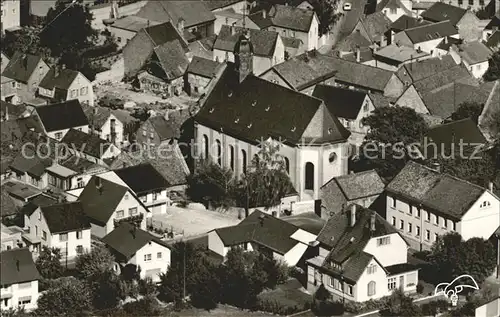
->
[262,10,267,19]
[430,162,441,173]
[350,205,357,227]
[231,24,236,35]
[54,66,59,78]
[259,214,265,226]
[22,54,28,69]
[356,47,361,63]
[177,18,185,34]
[16,260,20,271]
[489,182,494,192]
[164,110,170,121]
[61,64,66,70]
[95,177,103,194]
[370,213,376,232]
[131,225,137,239]
[444,36,448,44]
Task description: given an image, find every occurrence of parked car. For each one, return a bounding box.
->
[343,3,352,11]
[99,95,125,110]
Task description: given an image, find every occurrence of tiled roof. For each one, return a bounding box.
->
[485,16,500,30]
[214,210,302,254]
[368,93,396,108]
[187,56,221,78]
[312,85,367,120]
[61,129,111,158]
[1,187,19,217]
[38,68,80,90]
[78,176,129,226]
[196,63,350,146]
[390,15,432,33]
[374,44,429,63]
[412,64,474,95]
[114,163,171,195]
[486,30,500,49]
[281,36,303,49]
[1,248,40,286]
[136,1,215,28]
[386,161,487,220]
[453,41,493,65]
[435,36,462,51]
[2,52,44,84]
[41,201,91,234]
[146,115,178,141]
[396,55,457,84]
[249,4,315,32]
[35,100,89,133]
[421,2,467,25]
[143,21,189,49]
[21,194,59,217]
[337,48,375,63]
[1,101,28,121]
[359,12,392,42]
[111,16,160,32]
[339,0,368,39]
[331,58,395,92]
[336,30,372,52]
[102,222,169,261]
[214,25,279,57]
[9,146,53,178]
[83,105,112,130]
[203,0,243,11]
[153,40,190,80]
[403,20,458,44]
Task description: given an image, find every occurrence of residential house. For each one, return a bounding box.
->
[485,30,500,50]
[421,2,482,42]
[387,15,432,45]
[208,210,318,266]
[1,51,10,73]
[25,201,91,259]
[83,105,136,147]
[352,12,393,46]
[212,4,260,35]
[108,16,161,48]
[61,129,120,165]
[38,66,94,106]
[249,4,319,50]
[395,54,457,84]
[114,163,171,215]
[409,0,434,17]
[393,20,459,56]
[34,99,90,140]
[1,224,25,251]
[195,56,351,200]
[261,52,405,97]
[483,14,500,41]
[449,41,493,78]
[376,0,413,22]
[78,175,148,238]
[0,100,30,122]
[367,44,430,70]
[338,0,370,40]
[334,32,374,63]
[0,186,20,222]
[1,0,21,33]
[213,25,285,75]
[8,147,53,190]
[319,170,386,219]
[187,35,217,60]
[136,109,190,149]
[47,154,105,192]
[478,80,500,143]
[1,52,50,104]
[385,161,500,250]
[135,0,216,39]
[0,248,40,311]
[186,56,222,95]
[475,297,500,317]
[311,85,376,142]
[433,35,463,57]
[204,0,248,15]
[103,222,171,282]
[307,204,419,302]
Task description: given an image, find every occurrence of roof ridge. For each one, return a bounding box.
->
[406,19,453,31]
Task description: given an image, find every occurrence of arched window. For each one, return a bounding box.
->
[202,134,209,159]
[305,162,314,190]
[215,140,222,166]
[253,154,259,165]
[367,281,376,296]
[284,157,290,174]
[229,145,235,171]
[241,149,247,174]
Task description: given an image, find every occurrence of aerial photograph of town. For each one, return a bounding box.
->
[0,0,499,316]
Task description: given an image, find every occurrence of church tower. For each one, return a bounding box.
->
[234,30,254,83]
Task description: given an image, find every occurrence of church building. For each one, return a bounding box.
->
[194,30,351,200]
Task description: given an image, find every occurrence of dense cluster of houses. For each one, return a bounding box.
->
[1,0,499,314]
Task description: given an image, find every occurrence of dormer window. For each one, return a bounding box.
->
[234,118,240,123]
[480,201,491,208]
[228,91,233,97]
[265,106,270,111]
[252,100,257,106]
[209,108,214,113]
[291,126,296,132]
[328,128,333,134]
[247,123,253,128]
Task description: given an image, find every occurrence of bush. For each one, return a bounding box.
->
[258,298,311,315]
[413,250,431,261]
[122,296,161,316]
[314,284,331,301]
[421,299,449,316]
[312,299,344,316]
[417,282,425,294]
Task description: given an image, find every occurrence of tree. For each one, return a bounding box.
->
[1,28,50,59]
[252,254,288,289]
[355,106,428,180]
[483,51,500,82]
[75,244,114,280]
[429,232,496,285]
[35,246,64,279]
[312,0,342,35]
[190,262,221,310]
[450,102,484,124]
[35,277,92,316]
[90,269,125,310]
[379,289,422,316]
[186,159,236,209]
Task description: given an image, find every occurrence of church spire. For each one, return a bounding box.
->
[234,30,253,83]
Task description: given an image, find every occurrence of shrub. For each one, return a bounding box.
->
[122,296,161,316]
[417,282,425,294]
[177,200,189,208]
[413,250,431,261]
[257,298,309,315]
[421,299,449,316]
[314,284,331,301]
[312,299,344,316]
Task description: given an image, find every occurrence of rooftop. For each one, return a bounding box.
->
[374,44,430,63]
[186,56,221,78]
[312,85,367,120]
[390,15,432,33]
[249,4,315,32]
[214,25,279,57]
[136,0,215,28]
[396,55,457,83]
[402,20,458,44]
[114,163,171,195]
[39,68,81,90]
[111,16,160,32]
[452,41,493,65]
[421,2,467,26]
[61,129,112,159]
[35,100,89,133]
[40,201,91,234]
[2,181,42,201]
[1,248,40,286]
[2,52,44,84]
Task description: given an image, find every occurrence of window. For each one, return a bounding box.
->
[11,81,16,88]
[144,254,152,261]
[141,195,148,203]
[416,208,421,218]
[117,37,122,42]
[116,210,124,218]
[367,281,376,296]
[346,285,353,295]
[55,132,63,140]
[80,87,88,95]
[434,215,439,225]
[157,252,162,259]
[18,282,31,290]
[391,197,396,208]
[18,297,31,306]
[333,278,342,290]
[35,225,38,236]
[284,157,290,174]
[48,174,56,186]
[129,207,138,216]
[480,201,491,208]
[71,89,78,98]
[42,231,47,241]
[76,230,82,239]
[416,226,420,236]
[329,152,337,163]
[443,218,447,228]
[77,177,84,188]
[38,211,42,220]
[452,222,456,231]
[391,216,396,226]
[435,233,439,241]
[215,140,222,166]
[390,8,397,14]
[31,176,39,186]
[367,264,377,274]
[426,211,431,222]
[408,223,412,233]
[388,277,397,290]
[76,245,83,254]
[469,0,473,5]
[377,236,390,246]
[305,162,314,190]
[153,192,158,201]
[363,102,369,112]
[399,220,404,230]
[241,149,247,174]
[142,129,147,136]
[124,194,129,200]
[229,145,235,171]
[425,230,430,241]
[202,134,209,159]
[150,132,154,139]
[59,233,68,242]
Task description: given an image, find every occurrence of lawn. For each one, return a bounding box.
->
[257,278,312,312]
[173,305,274,316]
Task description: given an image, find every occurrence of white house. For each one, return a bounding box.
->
[102,222,171,283]
[475,297,500,317]
[1,0,20,33]
[77,175,148,238]
[377,0,413,22]
[208,210,317,266]
[84,106,136,147]
[25,201,91,260]
[61,129,120,165]
[34,100,90,140]
[0,248,40,311]
[385,161,500,251]
[38,67,95,106]
[1,224,25,251]
[449,41,492,78]
[249,4,319,51]
[306,204,419,302]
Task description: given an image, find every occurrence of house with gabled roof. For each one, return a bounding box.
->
[1,51,10,73]
[249,4,319,50]
[367,43,430,71]
[25,201,91,259]
[213,25,285,75]
[449,41,493,78]
[0,248,41,311]
[61,129,120,165]
[387,15,431,45]
[34,99,90,140]
[136,109,190,149]
[319,170,386,219]
[103,222,171,282]
[208,210,318,266]
[376,0,413,22]
[306,204,418,302]
[186,56,223,95]
[384,161,500,251]
[38,66,94,106]
[351,11,393,46]
[83,105,137,147]
[486,30,500,50]
[1,52,50,105]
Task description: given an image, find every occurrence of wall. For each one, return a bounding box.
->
[355,258,389,302]
[93,56,124,84]
[259,69,294,90]
[208,230,228,257]
[460,191,500,241]
[381,7,406,22]
[51,228,91,259]
[187,73,212,95]
[395,85,429,114]
[89,3,112,31]
[66,72,94,106]
[129,241,171,282]
[103,190,148,236]
[109,26,137,49]
[123,30,154,77]
[464,60,489,78]
[45,124,90,141]
[98,113,125,146]
[457,11,482,42]
[27,207,52,251]
[136,119,162,147]
[139,189,170,215]
[1,0,21,32]
[363,233,408,267]
[283,242,308,266]
[384,74,405,98]
[0,280,39,311]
